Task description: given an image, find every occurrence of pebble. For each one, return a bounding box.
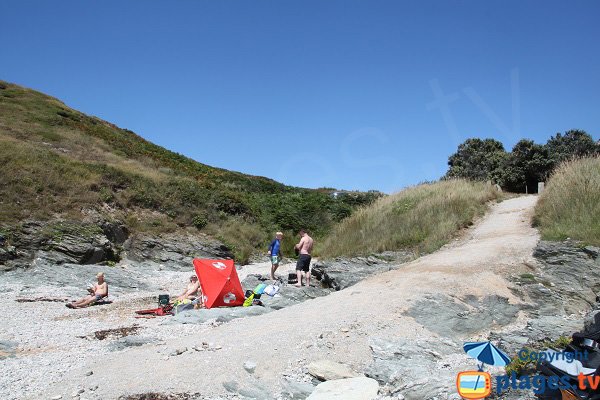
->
[169,347,188,356]
[84,371,93,376]
[243,360,257,373]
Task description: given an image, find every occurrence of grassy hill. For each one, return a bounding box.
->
[0,80,379,262]
[534,156,600,246]
[319,179,502,257]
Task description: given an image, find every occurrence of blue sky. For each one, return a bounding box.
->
[2,1,599,192]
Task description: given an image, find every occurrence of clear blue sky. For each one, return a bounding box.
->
[2,1,599,193]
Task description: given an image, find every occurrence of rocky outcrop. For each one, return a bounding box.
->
[365,337,463,399]
[498,240,600,355]
[123,233,232,271]
[405,294,520,339]
[311,252,413,291]
[0,220,232,272]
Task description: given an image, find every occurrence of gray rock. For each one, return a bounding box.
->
[223,381,239,393]
[405,294,519,339]
[243,360,257,373]
[162,306,271,325]
[0,220,232,272]
[307,377,379,400]
[308,360,360,381]
[237,385,271,400]
[493,240,600,355]
[311,253,413,291]
[281,379,316,399]
[365,337,462,400]
[124,233,232,270]
[0,340,17,360]
[169,347,188,356]
[101,221,128,245]
[223,380,271,400]
[108,336,155,352]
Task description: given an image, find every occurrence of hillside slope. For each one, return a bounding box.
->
[534,156,600,245]
[320,179,502,257]
[0,80,378,261]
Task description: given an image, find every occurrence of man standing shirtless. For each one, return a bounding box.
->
[294,229,314,287]
[67,272,108,308]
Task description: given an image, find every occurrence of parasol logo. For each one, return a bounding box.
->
[456,341,511,399]
[456,371,491,399]
[457,341,595,397]
[223,292,236,304]
[212,262,227,270]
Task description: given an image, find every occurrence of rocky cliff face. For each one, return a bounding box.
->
[498,240,600,351]
[0,220,233,272]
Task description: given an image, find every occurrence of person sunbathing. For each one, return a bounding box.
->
[176,275,200,303]
[66,272,108,309]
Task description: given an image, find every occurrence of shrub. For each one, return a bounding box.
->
[192,214,208,230]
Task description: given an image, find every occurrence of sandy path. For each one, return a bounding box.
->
[41,195,539,399]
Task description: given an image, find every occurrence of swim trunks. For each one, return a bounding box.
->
[296,254,311,272]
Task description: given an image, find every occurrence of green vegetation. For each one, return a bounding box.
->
[505,336,572,375]
[446,131,599,192]
[0,80,380,263]
[319,179,501,257]
[533,156,600,246]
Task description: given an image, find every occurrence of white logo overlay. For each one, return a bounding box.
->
[212,262,227,270]
[223,292,236,304]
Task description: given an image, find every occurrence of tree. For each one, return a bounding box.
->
[500,139,551,193]
[446,138,507,182]
[545,129,599,169]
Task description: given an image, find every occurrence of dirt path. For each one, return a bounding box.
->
[41,195,540,399]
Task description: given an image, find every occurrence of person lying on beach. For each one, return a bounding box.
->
[66,272,108,308]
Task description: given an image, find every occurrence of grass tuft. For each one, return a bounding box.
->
[534,156,600,245]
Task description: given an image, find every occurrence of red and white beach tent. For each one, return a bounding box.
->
[192,259,244,309]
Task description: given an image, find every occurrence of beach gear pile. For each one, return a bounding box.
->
[536,314,600,399]
[135,258,279,316]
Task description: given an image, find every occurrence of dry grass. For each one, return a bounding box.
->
[534,156,600,245]
[319,179,502,257]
